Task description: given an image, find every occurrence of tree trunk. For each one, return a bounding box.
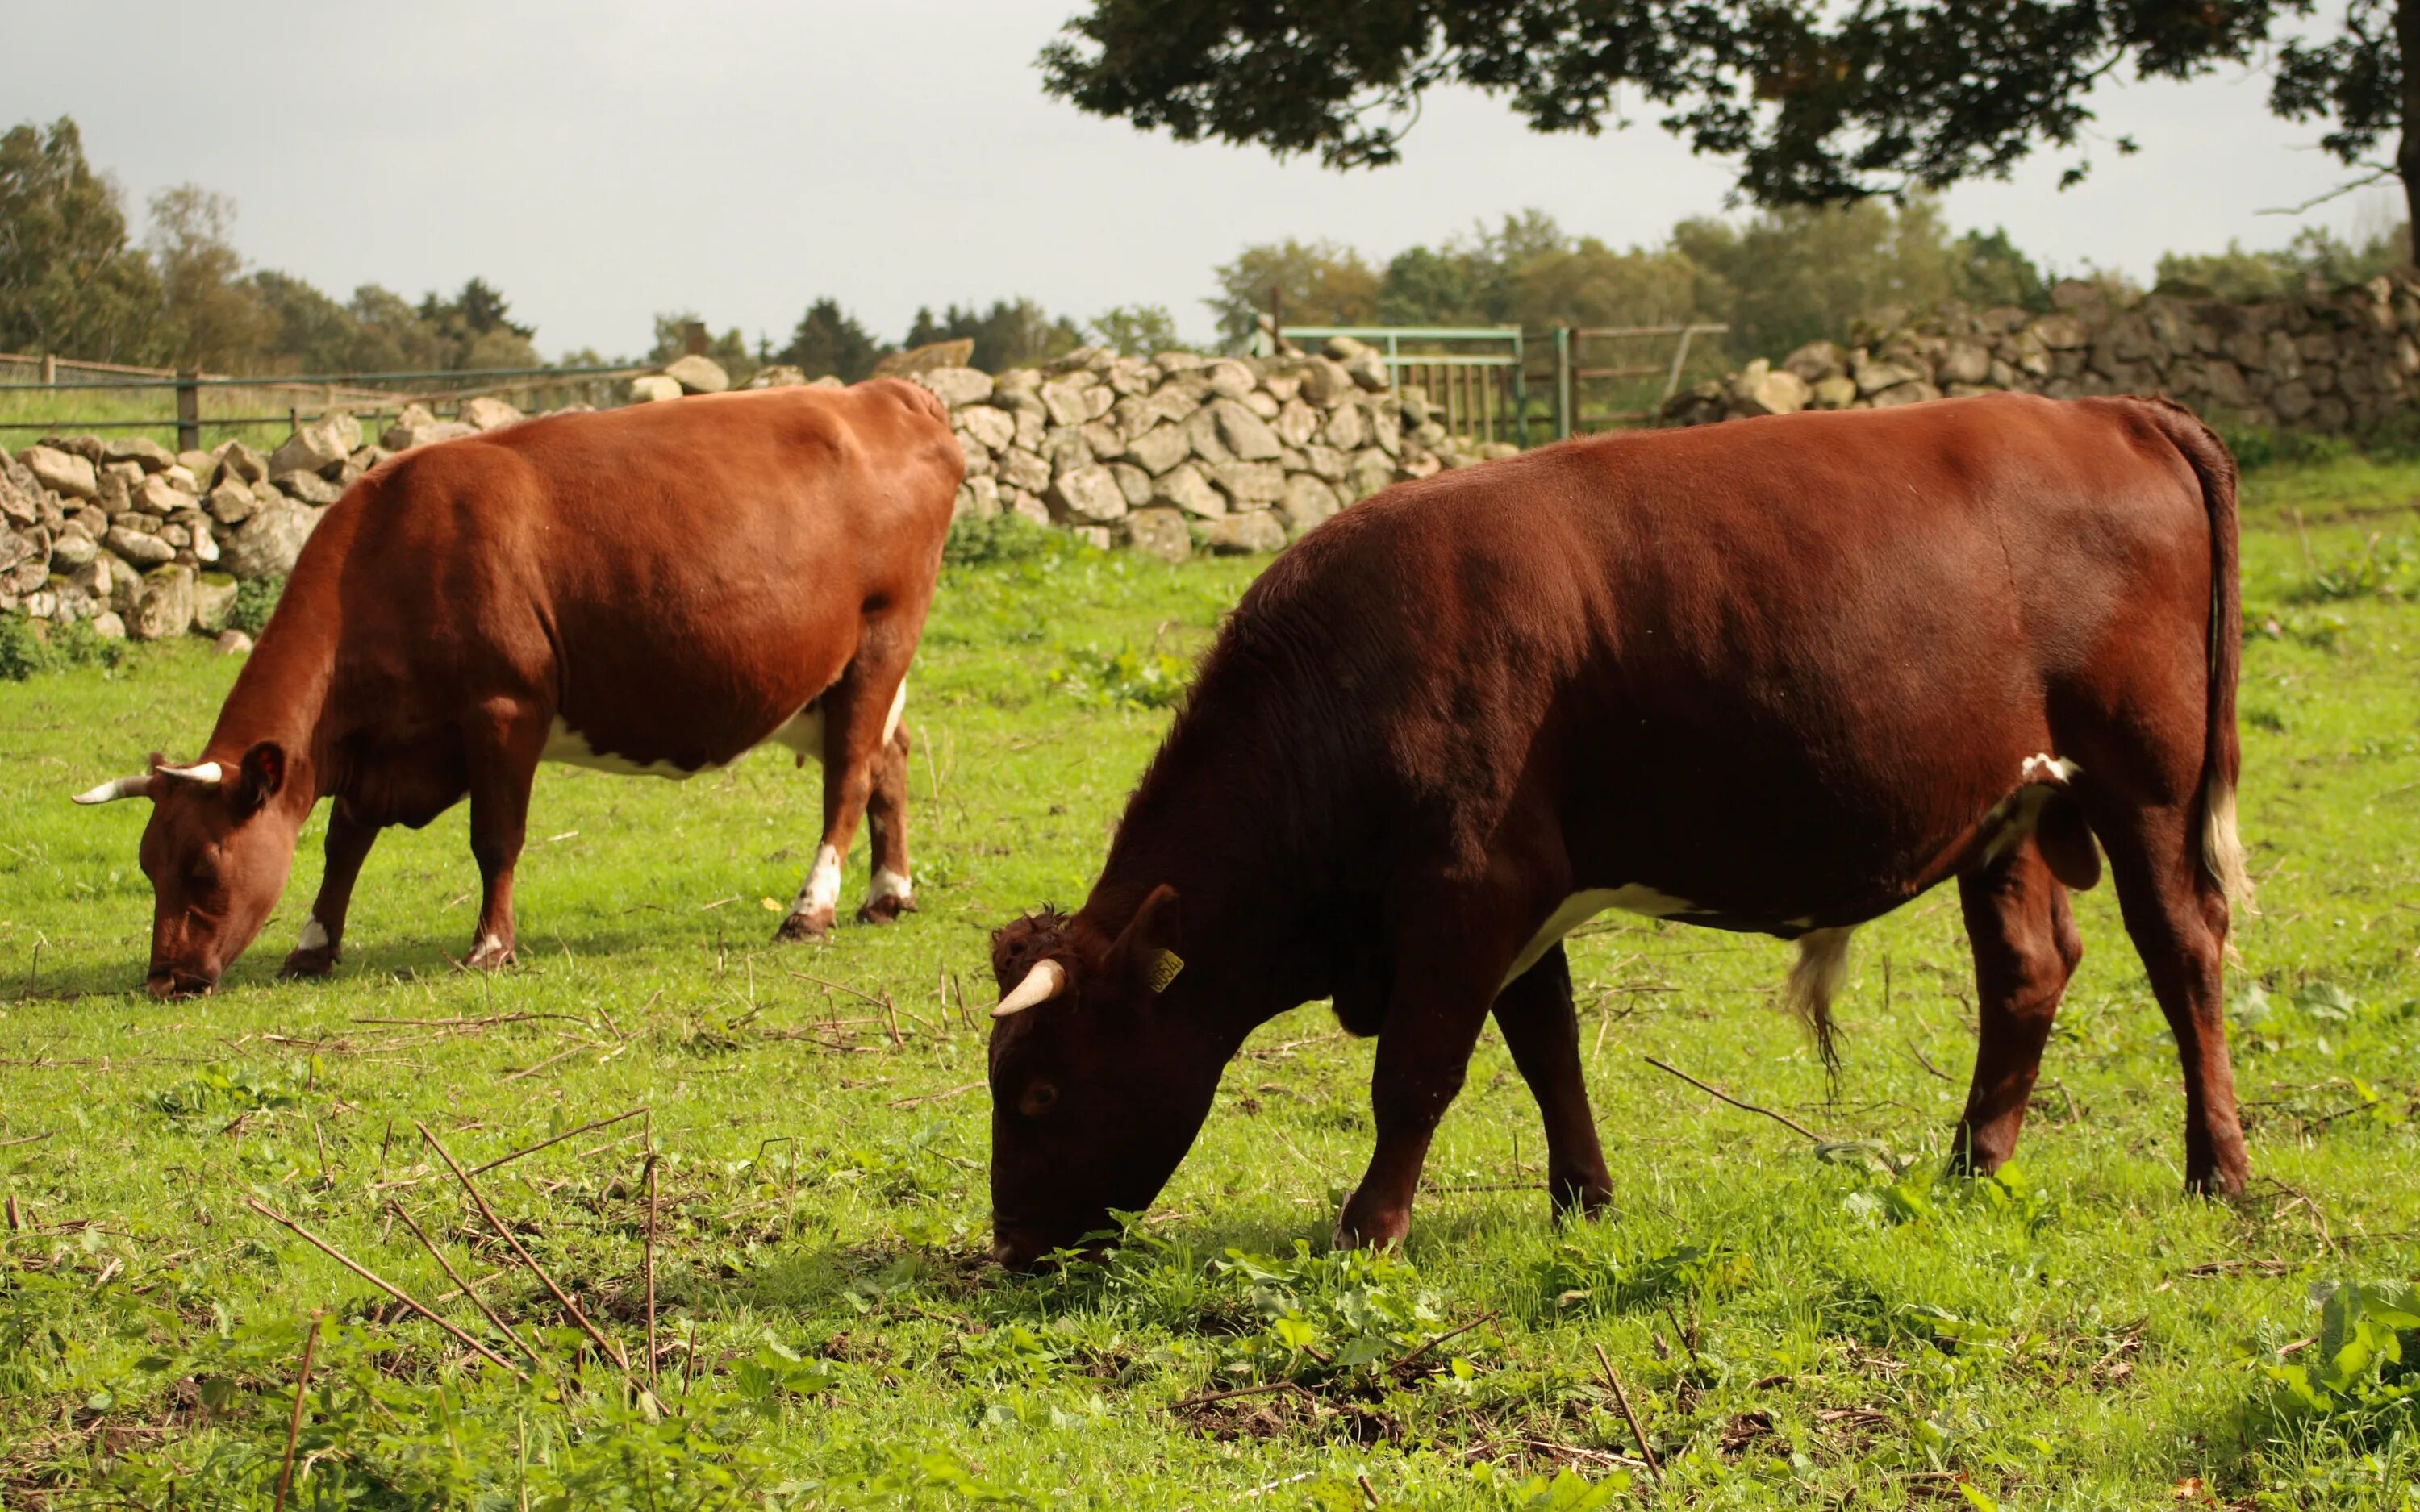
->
[2401,0,2420,256]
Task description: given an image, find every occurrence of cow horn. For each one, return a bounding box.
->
[72,774,155,806]
[992,958,1067,1018]
[158,761,225,786]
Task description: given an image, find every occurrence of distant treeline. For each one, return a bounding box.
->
[2,114,2404,382]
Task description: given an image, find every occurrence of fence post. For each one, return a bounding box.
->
[176,369,202,454]
[1554,327,1572,441]
[1510,330,1529,449]
[41,353,56,385]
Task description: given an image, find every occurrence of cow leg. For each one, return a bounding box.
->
[2095,802,2249,1195]
[278,804,381,979]
[1949,841,2083,1176]
[857,720,916,924]
[777,660,908,943]
[1336,899,1521,1250]
[1490,943,1614,1218]
[462,704,546,972]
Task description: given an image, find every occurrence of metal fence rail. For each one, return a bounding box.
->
[1278,326,1531,448]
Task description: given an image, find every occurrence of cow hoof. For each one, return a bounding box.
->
[1331,1202,1410,1252]
[1550,1177,1615,1222]
[774,906,836,943]
[278,947,338,980]
[857,893,919,925]
[462,937,517,972]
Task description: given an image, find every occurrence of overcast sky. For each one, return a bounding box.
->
[6,0,2387,358]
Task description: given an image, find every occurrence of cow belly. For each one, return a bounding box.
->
[1500,885,1700,989]
[537,677,903,780]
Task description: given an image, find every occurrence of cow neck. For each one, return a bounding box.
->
[1078,679,1337,1046]
[201,583,335,806]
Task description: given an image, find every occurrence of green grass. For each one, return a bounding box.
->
[1,476,2415,1510]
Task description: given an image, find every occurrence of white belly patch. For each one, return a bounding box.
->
[1501,885,1701,989]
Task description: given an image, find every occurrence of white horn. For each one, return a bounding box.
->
[157,761,224,786]
[72,775,155,806]
[991,957,1067,1018]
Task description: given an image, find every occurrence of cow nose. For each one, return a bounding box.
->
[147,970,214,1000]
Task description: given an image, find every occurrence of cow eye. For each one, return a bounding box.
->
[1019,1082,1059,1117]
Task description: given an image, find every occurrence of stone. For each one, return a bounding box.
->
[1870,380,1942,408]
[1938,339,1992,385]
[1110,461,1152,508]
[193,573,239,632]
[1852,358,1926,396]
[1185,406,1234,467]
[742,364,810,389]
[459,396,524,431]
[1123,506,1191,563]
[350,445,394,473]
[875,339,977,378]
[133,475,198,515]
[50,526,98,571]
[220,501,319,580]
[1274,398,1323,449]
[1207,360,1258,400]
[1342,350,1391,391]
[173,510,219,566]
[1323,335,1371,361]
[662,355,729,394]
[1211,398,1284,460]
[1302,444,1350,482]
[1296,356,1358,408]
[106,526,176,568]
[385,418,478,451]
[177,448,215,475]
[282,472,344,506]
[212,628,252,655]
[1152,462,1225,518]
[131,564,197,640]
[1126,423,1191,476]
[23,445,97,499]
[958,405,1016,452]
[629,374,684,403]
[953,474,1002,522]
[102,436,176,470]
[1210,460,1285,505]
[1079,419,1126,460]
[1810,374,1859,409]
[1321,403,1369,451]
[1200,510,1286,554]
[916,365,995,407]
[953,430,995,477]
[1049,464,1129,523]
[1279,473,1341,535]
[1349,448,1395,500]
[2028,314,2090,351]
[1012,407,1048,452]
[1040,379,1094,428]
[1107,359,1159,398]
[1005,488,1050,527]
[1145,384,1204,428]
[88,611,127,640]
[999,448,1052,494]
[1071,525,1114,550]
[1045,428,1095,478]
[269,414,361,480]
[217,440,269,485]
[1731,360,1810,417]
[1782,340,1843,382]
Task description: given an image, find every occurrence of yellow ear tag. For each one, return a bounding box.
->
[1145,949,1184,993]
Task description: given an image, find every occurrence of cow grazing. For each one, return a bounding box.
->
[73,381,961,997]
[983,393,2251,1268]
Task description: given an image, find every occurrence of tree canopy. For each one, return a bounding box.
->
[1041,0,2419,235]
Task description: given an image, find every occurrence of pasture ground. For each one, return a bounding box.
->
[1,456,2416,1510]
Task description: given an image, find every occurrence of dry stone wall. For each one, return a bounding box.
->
[1664,271,2420,432]
[1,339,1508,642]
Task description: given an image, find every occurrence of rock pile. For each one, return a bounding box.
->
[2,339,1515,638]
[1666,272,2420,432]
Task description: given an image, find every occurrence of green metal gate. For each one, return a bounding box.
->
[1277,326,1530,448]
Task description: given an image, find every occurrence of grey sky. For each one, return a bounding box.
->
[6,0,2385,358]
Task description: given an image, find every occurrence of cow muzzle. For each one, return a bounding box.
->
[147,968,216,999]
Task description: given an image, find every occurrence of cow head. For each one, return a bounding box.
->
[985,885,1224,1268]
[73,744,302,998]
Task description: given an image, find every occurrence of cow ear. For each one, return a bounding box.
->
[1111,885,1185,996]
[232,739,286,816]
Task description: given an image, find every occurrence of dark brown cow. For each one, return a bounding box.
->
[984,393,2251,1267]
[73,381,961,996]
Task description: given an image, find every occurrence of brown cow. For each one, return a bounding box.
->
[73,381,961,997]
[984,393,2251,1268]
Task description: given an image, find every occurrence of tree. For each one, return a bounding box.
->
[1087,302,1180,354]
[0,115,164,362]
[147,185,274,370]
[780,298,889,381]
[1206,238,1382,346]
[899,298,1084,370]
[1041,2,2419,247]
[648,311,757,381]
[418,278,540,370]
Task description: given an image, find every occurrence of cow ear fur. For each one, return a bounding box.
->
[232,740,286,816]
[1111,885,1185,996]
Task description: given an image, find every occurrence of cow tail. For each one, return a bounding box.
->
[2146,399,2255,924]
[1781,926,1853,1078]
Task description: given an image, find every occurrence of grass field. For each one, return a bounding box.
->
[2,456,2416,1510]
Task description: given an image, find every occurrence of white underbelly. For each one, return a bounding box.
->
[1501,884,1700,989]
